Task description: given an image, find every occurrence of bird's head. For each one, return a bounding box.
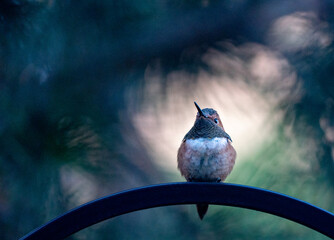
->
[194,102,225,131]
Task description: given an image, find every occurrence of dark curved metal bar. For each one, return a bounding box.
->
[20,183,334,240]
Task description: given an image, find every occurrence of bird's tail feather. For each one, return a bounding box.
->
[196,203,209,220]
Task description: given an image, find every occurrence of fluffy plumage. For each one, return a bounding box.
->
[177,105,236,219]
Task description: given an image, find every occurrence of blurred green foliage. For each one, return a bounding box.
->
[1,0,334,239]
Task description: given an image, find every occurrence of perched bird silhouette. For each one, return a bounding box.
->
[177,102,236,219]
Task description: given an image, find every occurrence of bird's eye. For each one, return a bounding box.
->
[214,118,219,124]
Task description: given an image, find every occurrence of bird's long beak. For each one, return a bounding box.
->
[224,132,233,142]
[194,102,205,117]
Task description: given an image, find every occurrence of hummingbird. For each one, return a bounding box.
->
[177,102,236,219]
